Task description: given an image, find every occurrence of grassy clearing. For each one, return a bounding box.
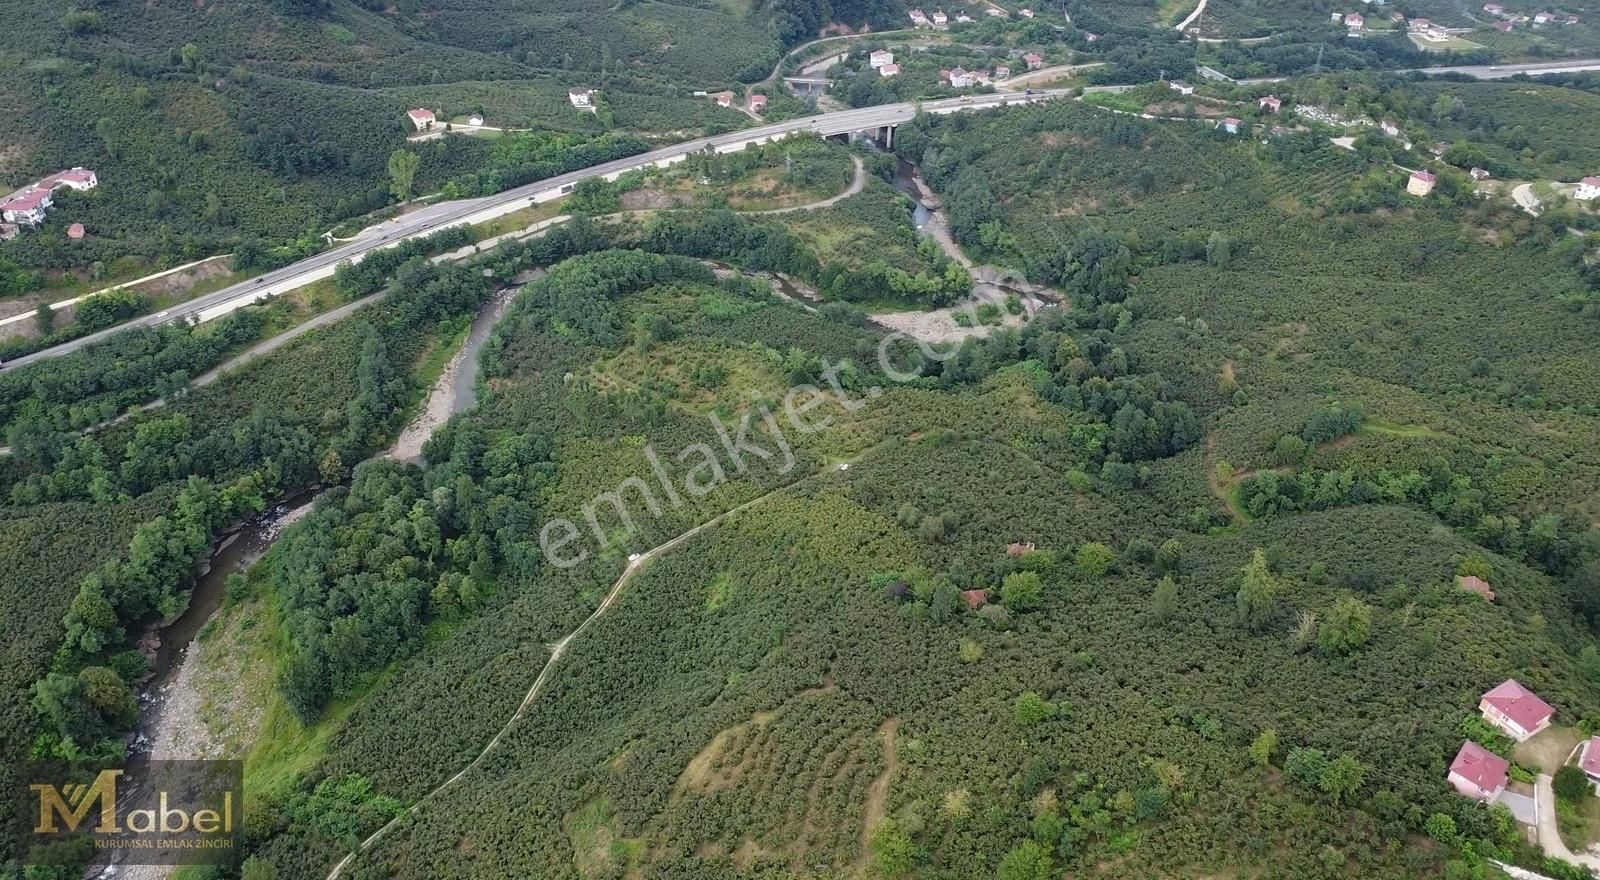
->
[470,200,568,241]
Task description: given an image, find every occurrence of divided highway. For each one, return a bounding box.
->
[0,90,1062,371]
[6,56,1598,371]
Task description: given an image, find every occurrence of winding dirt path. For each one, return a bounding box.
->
[325,472,831,879]
[744,156,866,214]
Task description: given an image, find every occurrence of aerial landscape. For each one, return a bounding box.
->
[3,0,1600,878]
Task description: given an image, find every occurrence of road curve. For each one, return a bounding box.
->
[7,56,1599,372]
[1,90,1064,372]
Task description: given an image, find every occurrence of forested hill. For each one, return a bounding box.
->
[0,0,897,266]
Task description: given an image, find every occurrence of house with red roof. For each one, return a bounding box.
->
[405,108,435,131]
[994,65,1011,79]
[961,589,988,610]
[1480,679,1555,741]
[1407,169,1436,196]
[1580,736,1600,788]
[1457,575,1495,602]
[1495,19,1515,31]
[1259,95,1282,113]
[0,188,53,225]
[1022,52,1045,70]
[1576,176,1600,201]
[713,91,734,108]
[1344,12,1364,28]
[870,49,895,69]
[67,223,85,240]
[879,63,901,77]
[1448,740,1509,801]
[747,94,768,114]
[1220,117,1242,134]
[45,168,98,191]
[909,8,930,26]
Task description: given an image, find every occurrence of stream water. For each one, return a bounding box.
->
[130,286,516,758]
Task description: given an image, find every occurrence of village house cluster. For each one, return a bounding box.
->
[1482,3,1580,31]
[1448,679,1554,809]
[0,167,98,240]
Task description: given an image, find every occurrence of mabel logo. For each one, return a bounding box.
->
[17,760,241,866]
[31,769,122,833]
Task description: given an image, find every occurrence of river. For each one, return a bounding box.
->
[106,285,518,879]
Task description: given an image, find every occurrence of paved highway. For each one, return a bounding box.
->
[0,90,1063,371]
[7,56,1597,371]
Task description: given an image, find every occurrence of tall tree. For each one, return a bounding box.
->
[1235,548,1280,632]
[388,149,420,203]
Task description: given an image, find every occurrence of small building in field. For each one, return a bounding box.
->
[1579,736,1600,788]
[932,9,948,26]
[910,8,930,26]
[1380,119,1401,136]
[961,589,988,610]
[1023,52,1045,69]
[1006,542,1036,557]
[1457,574,1496,600]
[1345,12,1365,28]
[1170,80,1195,95]
[1332,11,1344,21]
[714,90,734,108]
[1408,17,1431,29]
[870,49,895,68]
[1479,679,1555,741]
[1470,167,1491,181]
[879,63,901,77]
[1483,2,1505,13]
[569,88,595,108]
[467,113,484,126]
[66,222,85,240]
[1448,740,1509,802]
[1019,7,1034,16]
[747,93,768,113]
[1407,169,1436,196]
[1575,177,1600,201]
[1534,11,1554,24]
[406,108,435,130]
[1259,95,1282,112]
[1430,141,1449,157]
[1220,117,1242,134]
[994,65,1011,78]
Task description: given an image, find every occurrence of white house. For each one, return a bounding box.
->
[1023,52,1045,70]
[932,9,948,26]
[467,113,484,126]
[1169,80,1195,95]
[1220,117,1242,134]
[1380,119,1401,137]
[569,88,595,108]
[870,49,895,68]
[1579,736,1600,789]
[909,8,930,26]
[1534,11,1554,24]
[1019,7,1034,17]
[46,168,98,191]
[406,108,435,131]
[1574,176,1600,201]
[1479,679,1555,741]
[1449,740,1509,802]
[1407,169,1436,196]
[994,65,1011,79]
[1345,12,1365,28]
[0,188,52,225]
[1259,95,1282,112]
[947,66,975,87]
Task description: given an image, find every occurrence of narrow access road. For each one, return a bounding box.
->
[1175,0,1207,32]
[744,155,866,214]
[324,475,819,880]
[1512,182,1543,215]
[1534,774,1600,871]
[996,62,1106,89]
